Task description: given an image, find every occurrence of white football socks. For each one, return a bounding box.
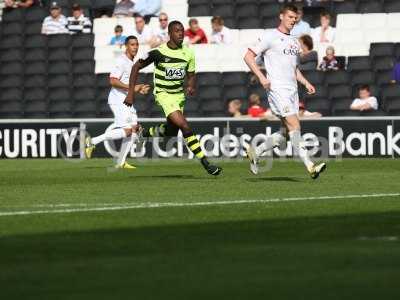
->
[255,132,286,156]
[91,128,127,145]
[289,130,314,171]
[116,133,137,166]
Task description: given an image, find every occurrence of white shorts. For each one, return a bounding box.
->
[109,103,138,128]
[267,88,299,118]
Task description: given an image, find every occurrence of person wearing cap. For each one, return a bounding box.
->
[67,3,92,34]
[41,2,68,35]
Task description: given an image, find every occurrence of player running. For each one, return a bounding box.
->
[85,36,150,169]
[124,21,222,176]
[244,4,326,179]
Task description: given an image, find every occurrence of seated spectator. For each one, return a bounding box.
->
[132,15,156,47]
[113,0,135,18]
[153,12,169,46]
[291,5,311,38]
[299,34,318,70]
[132,0,161,23]
[185,18,208,45]
[299,101,322,119]
[41,2,68,35]
[110,25,127,46]
[210,16,232,45]
[67,4,92,34]
[93,0,115,18]
[228,99,243,118]
[318,46,339,71]
[391,60,400,84]
[247,94,267,117]
[5,0,35,8]
[350,85,378,111]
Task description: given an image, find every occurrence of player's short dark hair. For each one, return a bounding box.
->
[168,20,183,33]
[280,4,298,14]
[114,25,123,32]
[299,34,314,50]
[211,16,224,25]
[359,84,370,92]
[125,35,138,45]
[320,11,331,19]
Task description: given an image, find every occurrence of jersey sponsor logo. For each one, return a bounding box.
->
[283,44,300,56]
[165,67,186,80]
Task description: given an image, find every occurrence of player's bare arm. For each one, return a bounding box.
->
[186,72,196,96]
[296,68,315,94]
[124,57,155,106]
[244,50,270,90]
[110,78,150,95]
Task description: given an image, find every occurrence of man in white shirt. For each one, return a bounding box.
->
[85,36,150,169]
[210,16,232,45]
[153,12,169,46]
[351,85,379,111]
[243,4,326,179]
[67,4,92,34]
[41,2,68,35]
[133,15,157,47]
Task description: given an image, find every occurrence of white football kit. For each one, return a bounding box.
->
[249,29,301,117]
[108,54,138,128]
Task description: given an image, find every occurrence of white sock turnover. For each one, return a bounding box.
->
[116,133,137,166]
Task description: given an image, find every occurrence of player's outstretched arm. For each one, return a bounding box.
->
[244,50,270,90]
[124,57,154,106]
[296,68,315,95]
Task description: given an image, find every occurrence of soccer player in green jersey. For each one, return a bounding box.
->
[124,21,222,176]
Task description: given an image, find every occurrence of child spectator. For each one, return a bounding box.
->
[299,34,318,70]
[350,85,378,111]
[247,94,267,118]
[319,46,339,71]
[41,2,68,35]
[185,18,208,44]
[67,4,92,34]
[228,99,243,118]
[210,16,232,45]
[110,25,127,46]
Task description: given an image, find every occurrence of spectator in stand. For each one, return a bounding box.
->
[247,93,275,119]
[113,0,135,18]
[210,16,232,45]
[291,5,311,38]
[67,4,92,34]
[312,11,335,60]
[110,25,127,46]
[132,15,156,47]
[5,0,35,8]
[299,101,322,118]
[228,99,243,118]
[153,12,169,46]
[319,46,339,71]
[350,85,378,111]
[185,18,208,44]
[390,60,400,84]
[299,34,318,70]
[132,0,161,23]
[41,2,68,35]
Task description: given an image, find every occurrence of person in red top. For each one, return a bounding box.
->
[184,18,208,44]
[247,93,268,117]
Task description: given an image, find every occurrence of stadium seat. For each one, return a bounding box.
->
[48,61,70,75]
[336,14,362,29]
[24,100,48,115]
[212,4,234,18]
[376,70,393,86]
[48,88,71,102]
[25,6,47,22]
[329,84,353,100]
[0,87,22,101]
[73,88,95,101]
[385,99,400,114]
[1,35,23,49]
[49,101,72,117]
[360,109,386,116]
[361,13,387,29]
[262,17,279,29]
[333,1,358,14]
[222,72,248,86]
[25,48,47,61]
[304,85,328,101]
[299,61,318,71]
[25,61,47,75]
[2,22,23,35]
[223,86,248,101]
[0,75,22,88]
[74,101,97,118]
[0,48,23,62]
[373,56,395,71]
[24,75,46,88]
[302,70,325,85]
[325,71,350,85]
[370,43,395,57]
[48,75,71,88]
[0,62,23,75]
[358,1,383,14]
[237,18,261,30]
[381,84,400,102]
[97,100,112,118]
[260,3,281,18]
[197,72,222,87]
[331,98,354,114]
[347,56,371,71]
[351,70,375,86]
[48,34,71,48]
[24,35,47,48]
[2,7,24,22]
[188,4,211,16]
[72,34,94,48]
[72,48,94,61]
[188,0,209,4]
[200,98,225,113]
[48,48,70,61]
[73,61,94,74]
[73,74,95,87]
[96,88,110,102]
[24,88,47,102]
[384,1,400,13]
[198,86,221,100]
[236,4,258,18]
[0,100,23,117]
[304,98,331,116]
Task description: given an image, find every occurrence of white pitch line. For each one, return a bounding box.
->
[0,193,399,217]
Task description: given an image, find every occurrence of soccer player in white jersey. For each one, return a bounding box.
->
[244,4,326,179]
[85,36,150,169]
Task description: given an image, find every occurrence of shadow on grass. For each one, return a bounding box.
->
[245,176,303,182]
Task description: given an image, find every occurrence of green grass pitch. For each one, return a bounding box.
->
[1,158,400,299]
